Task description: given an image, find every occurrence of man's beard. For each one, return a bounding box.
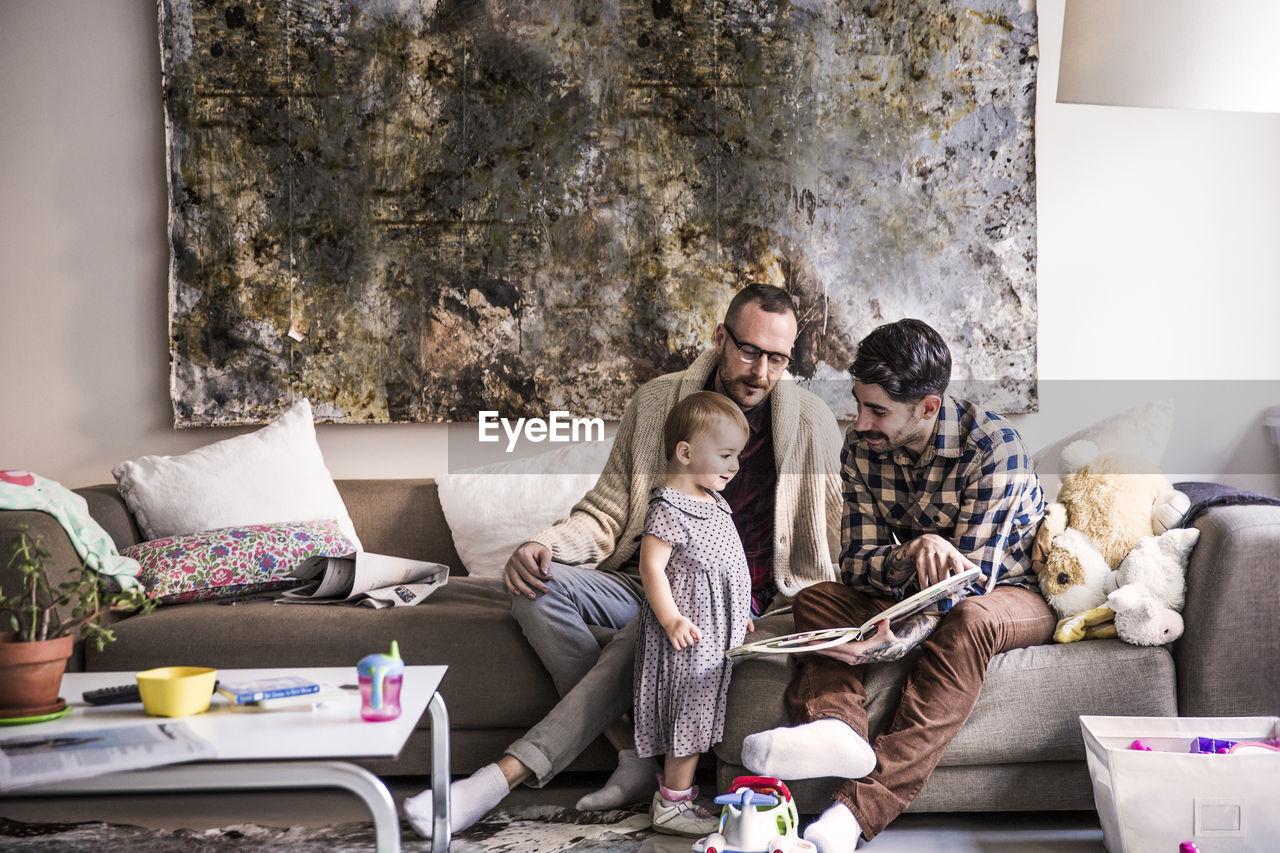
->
[722,375,771,410]
[858,423,916,451]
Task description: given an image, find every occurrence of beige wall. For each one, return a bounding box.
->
[3,0,1279,493]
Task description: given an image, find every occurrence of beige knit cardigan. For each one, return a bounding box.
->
[528,350,843,599]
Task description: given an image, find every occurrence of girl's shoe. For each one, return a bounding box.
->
[650,791,720,837]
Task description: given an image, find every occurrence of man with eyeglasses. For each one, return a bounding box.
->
[404,283,844,838]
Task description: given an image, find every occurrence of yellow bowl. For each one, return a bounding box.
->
[135,666,217,717]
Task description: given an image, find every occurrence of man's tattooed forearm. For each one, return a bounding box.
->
[883,543,915,586]
[850,612,942,664]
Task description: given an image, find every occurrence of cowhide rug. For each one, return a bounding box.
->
[0,804,669,852]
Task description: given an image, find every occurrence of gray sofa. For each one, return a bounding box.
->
[3,480,1278,813]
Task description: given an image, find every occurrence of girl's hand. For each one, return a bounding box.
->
[662,615,702,649]
[746,618,755,634]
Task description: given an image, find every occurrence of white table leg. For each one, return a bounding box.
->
[24,760,403,853]
[427,691,451,852]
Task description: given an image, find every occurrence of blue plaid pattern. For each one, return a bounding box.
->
[840,396,1045,609]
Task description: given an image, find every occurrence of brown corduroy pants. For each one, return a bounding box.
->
[785,581,1055,840]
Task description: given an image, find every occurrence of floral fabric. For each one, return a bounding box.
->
[124,520,354,604]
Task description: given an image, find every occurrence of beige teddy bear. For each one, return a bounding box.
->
[1032,440,1189,642]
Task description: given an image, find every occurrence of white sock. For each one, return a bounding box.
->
[741,718,876,780]
[403,761,508,836]
[575,749,660,810]
[804,802,862,853]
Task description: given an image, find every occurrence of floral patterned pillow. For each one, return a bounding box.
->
[123,520,355,605]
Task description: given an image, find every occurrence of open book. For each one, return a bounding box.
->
[726,567,983,661]
[280,551,449,608]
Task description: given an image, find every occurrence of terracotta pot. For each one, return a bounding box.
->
[0,630,74,712]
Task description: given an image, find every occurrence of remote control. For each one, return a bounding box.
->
[82,684,142,705]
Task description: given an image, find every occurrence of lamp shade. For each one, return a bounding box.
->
[1057,0,1280,113]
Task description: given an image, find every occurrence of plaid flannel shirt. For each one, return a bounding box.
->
[839,396,1045,609]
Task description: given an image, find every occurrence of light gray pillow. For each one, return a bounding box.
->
[113,399,362,550]
[436,439,614,577]
[1033,399,1175,501]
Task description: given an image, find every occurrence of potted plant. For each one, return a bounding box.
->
[0,529,152,715]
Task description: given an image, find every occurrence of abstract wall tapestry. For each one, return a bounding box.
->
[161,0,1038,425]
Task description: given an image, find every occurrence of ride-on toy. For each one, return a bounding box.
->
[692,776,817,853]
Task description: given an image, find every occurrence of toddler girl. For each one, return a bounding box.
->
[633,390,754,837]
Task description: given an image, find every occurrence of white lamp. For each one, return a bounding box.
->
[1058,0,1280,113]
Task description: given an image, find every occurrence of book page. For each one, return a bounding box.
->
[856,567,982,635]
[311,558,357,598]
[280,552,448,605]
[346,553,446,597]
[288,553,337,583]
[0,722,215,791]
[355,580,445,608]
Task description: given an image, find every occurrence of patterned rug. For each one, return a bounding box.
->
[0,805,672,852]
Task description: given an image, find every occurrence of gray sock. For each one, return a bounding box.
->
[575,749,660,810]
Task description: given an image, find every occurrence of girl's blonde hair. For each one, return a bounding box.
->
[663,391,750,459]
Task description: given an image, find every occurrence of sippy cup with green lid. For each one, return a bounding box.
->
[357,641,404,722]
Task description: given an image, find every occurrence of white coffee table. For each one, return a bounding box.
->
[7,666,450,853]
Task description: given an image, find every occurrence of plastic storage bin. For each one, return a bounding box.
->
[1080,715,1280,853]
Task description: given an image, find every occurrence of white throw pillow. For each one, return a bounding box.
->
[1033,399,1175,501]
[113,399,361,549]
[437,439,615,577]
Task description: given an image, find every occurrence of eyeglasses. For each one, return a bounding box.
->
[723,325,794,372]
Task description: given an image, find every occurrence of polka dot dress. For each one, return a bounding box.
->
[633,486,752,759]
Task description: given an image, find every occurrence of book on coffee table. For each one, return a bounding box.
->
[216,675,320,705]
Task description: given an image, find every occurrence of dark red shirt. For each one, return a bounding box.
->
[619,382,778,614]
[717,389,777,615]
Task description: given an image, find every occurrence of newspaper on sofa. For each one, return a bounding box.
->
[280,551,448,608]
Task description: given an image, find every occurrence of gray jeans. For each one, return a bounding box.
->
[506,563,643,786]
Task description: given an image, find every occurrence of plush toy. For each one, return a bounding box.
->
[1049,440,1189,568]
[1031,440,1191,643]
[1105,527,1201,646]
[1042,527,1200,645]
[1036,525,1117,641]
[1036,524,1119,642]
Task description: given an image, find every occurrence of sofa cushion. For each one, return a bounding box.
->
[112,399,362,549]
[76,479,466,573]
[1033,399,1175,501]
[334,479,464,574]
[124,520,354,604]
[76,485,145,550]
[1176,504,1280,717]
[84,577,561,730]
[436,439,614,577]
[716,615,1177,769]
